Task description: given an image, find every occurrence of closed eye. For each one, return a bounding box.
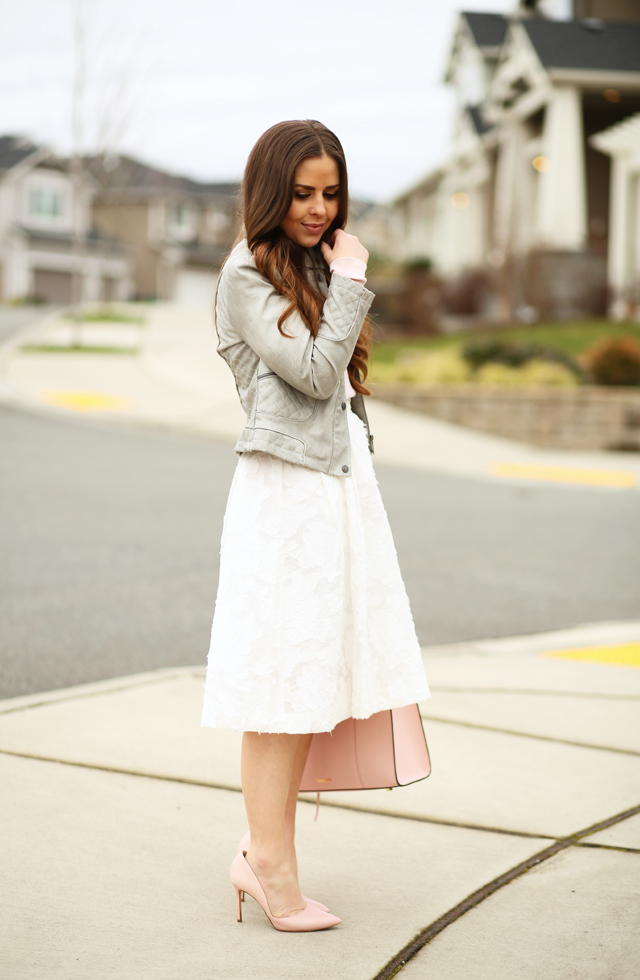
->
[294,191,339,200]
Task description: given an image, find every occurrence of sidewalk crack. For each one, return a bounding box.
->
[429,686,640,701]
[371,803,640,980]
[422,714,640,757]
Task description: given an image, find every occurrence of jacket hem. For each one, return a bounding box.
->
[235,428,351,476]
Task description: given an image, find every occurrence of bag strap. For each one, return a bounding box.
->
[350,392,374,454]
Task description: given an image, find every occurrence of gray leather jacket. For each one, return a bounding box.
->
[215,241,375,477]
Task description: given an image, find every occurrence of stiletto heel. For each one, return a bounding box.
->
[229,852,340,932]
[237,831,330,912]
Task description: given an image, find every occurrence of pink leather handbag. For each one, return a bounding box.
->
[299,704,431,808]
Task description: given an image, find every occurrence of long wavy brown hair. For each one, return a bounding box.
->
[242,119,370,395]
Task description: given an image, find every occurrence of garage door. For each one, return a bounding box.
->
[33,269,73,304]
[102,277,118,301]
[174,268,218,305]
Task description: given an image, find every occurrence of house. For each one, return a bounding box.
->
[0,136,132,304]
[347,199,396,261]
[591,112,640,317]
[394,0,640,319]
[85,154,240,303]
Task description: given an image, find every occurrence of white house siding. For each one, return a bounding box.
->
[2,233,29,298]
[392,11,640,319]
[591,113,640,317]
[0,145,133,304]
[535,86,587,250]
[438,176,486,273]
[20,169,75,235]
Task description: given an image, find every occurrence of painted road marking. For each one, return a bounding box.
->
[41,390,133,412]
[491,461,638,489]
[543,642,640,668]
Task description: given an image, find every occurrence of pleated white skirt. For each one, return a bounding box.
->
[202,408,430,733]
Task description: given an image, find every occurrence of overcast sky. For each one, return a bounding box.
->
[3,0,516,201]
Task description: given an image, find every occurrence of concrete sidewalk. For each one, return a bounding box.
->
[2,621,639,979]
[2,303,640,488]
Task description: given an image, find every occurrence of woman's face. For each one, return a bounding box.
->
[280,154,340,247]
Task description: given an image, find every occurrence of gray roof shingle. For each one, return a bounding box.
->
[0,135,40,171]
[84,153,239,200]
[463,12,508,49]
[523,19,640,72]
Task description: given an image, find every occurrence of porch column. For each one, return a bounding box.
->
[535,85,587,250]
[493,125,519,252]
[607,155,630,313]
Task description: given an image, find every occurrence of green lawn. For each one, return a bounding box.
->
[371,320,640,365]
[20,344,138,355]
[63,308,146,325]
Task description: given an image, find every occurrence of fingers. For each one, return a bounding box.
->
[320,229,368,266]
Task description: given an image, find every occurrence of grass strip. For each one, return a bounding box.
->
[19,344,138,355]
[372,320,640,364]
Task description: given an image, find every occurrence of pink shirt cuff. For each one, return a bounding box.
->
[344,369,357,398]
[330,257,367,284]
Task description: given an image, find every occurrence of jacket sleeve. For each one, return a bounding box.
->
[218,255,374,399]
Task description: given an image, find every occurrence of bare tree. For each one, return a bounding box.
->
[68,0,140,341]
[68,0,92,344]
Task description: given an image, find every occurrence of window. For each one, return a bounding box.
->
[30,187,63,218]
[169,204,186,227]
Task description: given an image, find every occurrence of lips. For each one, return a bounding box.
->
[302,223,324,234]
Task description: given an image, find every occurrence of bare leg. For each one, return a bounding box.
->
[284,733,312,877]
[241,731,308,917]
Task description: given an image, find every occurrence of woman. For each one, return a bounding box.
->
[202,120,430,932]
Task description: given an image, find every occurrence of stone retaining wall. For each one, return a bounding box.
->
[373,385,640,450]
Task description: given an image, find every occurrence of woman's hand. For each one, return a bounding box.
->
[320,229,369,266]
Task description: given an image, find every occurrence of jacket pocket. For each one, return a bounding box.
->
[257,373,317,422]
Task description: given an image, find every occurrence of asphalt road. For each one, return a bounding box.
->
[2,404,639,699]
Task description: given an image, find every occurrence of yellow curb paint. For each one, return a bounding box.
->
[41,390,133,412]
[543,642,640,668]
[490,461,637,489]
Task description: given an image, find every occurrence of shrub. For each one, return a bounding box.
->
[370,349,472,386]
[475,360,577,388]
[462,338,584,379]
[463,339,516,368]
[441,269,493,315]
[518,360,578,387]
[399,264,443,334]
[405,350,472,385]
[403,257,433,273]
[583,336,640,386]
[474,363,523,386]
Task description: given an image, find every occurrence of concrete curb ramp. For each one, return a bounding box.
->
[2,622,639,979]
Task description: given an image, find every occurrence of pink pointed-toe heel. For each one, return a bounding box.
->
[230,851,341,932]
[237,831,330,913]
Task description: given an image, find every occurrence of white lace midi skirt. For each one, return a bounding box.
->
[201,408,430,734]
